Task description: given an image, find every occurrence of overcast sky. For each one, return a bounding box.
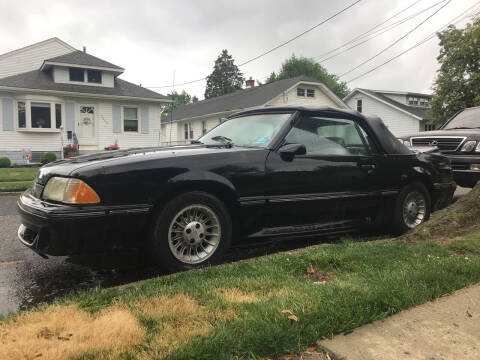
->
[0,0,478,100]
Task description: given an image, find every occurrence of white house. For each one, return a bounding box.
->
[344,89,434,137]
[0,38,170,163]
[161,76,348,145]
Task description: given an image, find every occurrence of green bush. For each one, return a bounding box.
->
[40,152,57,165]
[0,157,11,168]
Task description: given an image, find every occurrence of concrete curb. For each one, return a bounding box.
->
[0,192,22,196]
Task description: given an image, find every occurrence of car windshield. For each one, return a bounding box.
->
[198,113,292,148]
[443,107,480,129]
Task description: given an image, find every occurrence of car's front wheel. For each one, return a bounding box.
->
[149,191,232,271]
[393,182,431,234]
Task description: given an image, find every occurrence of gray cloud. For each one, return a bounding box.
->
[0,0,477,98]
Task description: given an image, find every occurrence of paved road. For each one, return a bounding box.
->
[0,187,472,316]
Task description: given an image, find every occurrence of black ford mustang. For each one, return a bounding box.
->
[18,106,456,271]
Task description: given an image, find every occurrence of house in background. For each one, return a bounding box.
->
[344,89,434,137]
[161,76,348,146]
[0,37,169,163]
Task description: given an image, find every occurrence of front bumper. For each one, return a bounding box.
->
[432,181,456,210]
[17,191,152,257]
[445,154,480,188]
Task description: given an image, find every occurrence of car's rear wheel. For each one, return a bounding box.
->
[393,182,431,234]
[148,191,232,271]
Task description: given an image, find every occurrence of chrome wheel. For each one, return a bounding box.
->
[168,204,221,264]
[402,191,426,229]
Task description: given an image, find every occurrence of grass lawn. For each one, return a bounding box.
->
[0,167,38,192]
[1,228,480,359]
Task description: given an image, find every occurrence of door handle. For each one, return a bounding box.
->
[358,161,376,173]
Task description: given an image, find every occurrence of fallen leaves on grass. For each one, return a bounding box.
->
[0,304,144,360]
[281,309,299,322]
[305,264,335,284]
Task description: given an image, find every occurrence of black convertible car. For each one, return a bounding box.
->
[18,106,456,271]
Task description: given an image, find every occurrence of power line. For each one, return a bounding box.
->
[316,0,447,64]
[339,0,451,78]
[146,0,364,89]
[345,2,480,83]
[314,0,424,61]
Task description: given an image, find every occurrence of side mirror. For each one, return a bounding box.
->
[279,143,306,161]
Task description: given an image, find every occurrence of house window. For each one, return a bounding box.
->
[87,70,102,84]
[55,104,62,129]
[31,102,51,128]
[306,89,315,97]
[356,99,362,113]
[184,122,194,139]
[424,124,436,131]
[297,88,305,97]
[69,68,85,82]
[202,120,207,135]
[124,107,138,132]
[17,101,26,128]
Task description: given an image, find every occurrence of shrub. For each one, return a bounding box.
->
[0,157,11,168]
[40,152,57,165]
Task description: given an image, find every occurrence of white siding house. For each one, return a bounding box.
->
[161,76,348,146]
[0,38,170,163]
[344,89,434,137]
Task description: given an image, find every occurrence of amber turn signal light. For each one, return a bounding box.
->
[43,177,100,204]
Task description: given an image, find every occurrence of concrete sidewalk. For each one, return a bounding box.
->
[316,283,480,360]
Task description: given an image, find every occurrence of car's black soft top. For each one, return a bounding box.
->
[229,106,412,155]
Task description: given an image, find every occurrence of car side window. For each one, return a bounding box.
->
[284,116,371,156]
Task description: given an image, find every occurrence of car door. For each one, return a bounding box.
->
[264,114,383,230]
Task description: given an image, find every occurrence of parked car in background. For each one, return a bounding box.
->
[17,106,456,271]
[401,106,480,187]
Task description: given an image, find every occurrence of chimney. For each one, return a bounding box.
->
[245,77,255,88]
[82,46,86,53]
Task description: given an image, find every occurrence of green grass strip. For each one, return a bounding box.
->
[0,167,39,182]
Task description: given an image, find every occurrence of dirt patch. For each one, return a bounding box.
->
[403,183,480,244]
[132,294,234,359]
[0,304,145,360]
[305,264,335,284]
[217,288,262,303]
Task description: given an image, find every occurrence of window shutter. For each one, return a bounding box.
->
[65,102,75,132]
[1,98,14,131]
[112,104,121,133]
[141,105,149,134]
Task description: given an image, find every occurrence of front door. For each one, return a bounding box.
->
[264,115,382,229]
[77,105,96,144]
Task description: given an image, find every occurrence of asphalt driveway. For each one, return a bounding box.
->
[0,187,472,316]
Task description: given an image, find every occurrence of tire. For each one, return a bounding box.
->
[392,182,431,235]
[148,191,232,271]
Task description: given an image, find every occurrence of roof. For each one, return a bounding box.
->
[43,50,124,71]
[347,88,432,120]
[0,37,76,60]
[163,76,345,122]
[0,69,168,101]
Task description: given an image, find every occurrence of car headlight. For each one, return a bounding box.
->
[403,140,411,147]
[460,140,477,152]
[42,177,100,204]
[476,142,480,152]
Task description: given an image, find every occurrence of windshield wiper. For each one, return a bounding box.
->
[447,127,480,129]
[210,136,234,147]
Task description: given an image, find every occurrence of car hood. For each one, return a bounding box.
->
[404,129,480,139]
[35,144,258,185]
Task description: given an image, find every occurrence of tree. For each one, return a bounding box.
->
[266,55,350,99]
[164,90,197,114]
[205,49,244,99]
[430,18,480,125]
